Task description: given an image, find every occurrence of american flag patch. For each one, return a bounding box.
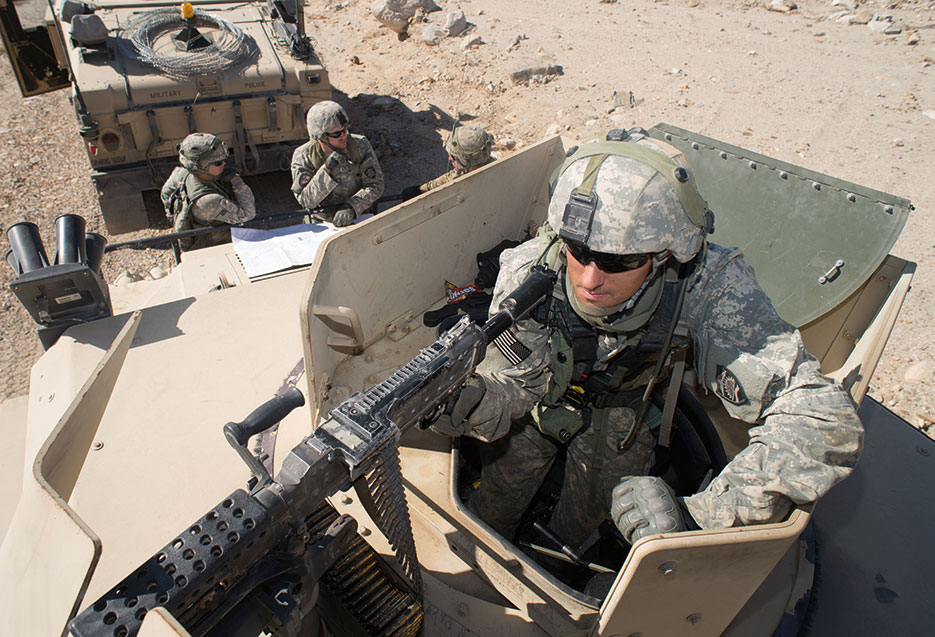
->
[494,328,531,365]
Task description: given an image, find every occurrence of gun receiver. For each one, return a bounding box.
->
[69,265,556,637]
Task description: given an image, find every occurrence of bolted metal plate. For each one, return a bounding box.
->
[649,123,911,327]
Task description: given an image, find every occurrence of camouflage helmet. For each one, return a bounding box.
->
[306,100,349,140]
[446,125,493,169]
[178,133,229,172]
[547,131,711,263]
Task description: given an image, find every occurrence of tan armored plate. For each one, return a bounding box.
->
[0,127,929,637]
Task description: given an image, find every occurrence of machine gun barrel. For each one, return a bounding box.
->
[68,265,556,637]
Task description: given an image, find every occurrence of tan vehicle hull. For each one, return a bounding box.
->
[0,129,923,636]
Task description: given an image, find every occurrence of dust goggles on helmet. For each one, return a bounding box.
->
[564,241,650,273]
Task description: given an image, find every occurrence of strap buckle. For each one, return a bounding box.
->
[559,189,598,245]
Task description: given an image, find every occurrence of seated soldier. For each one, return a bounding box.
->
[290,101,385,227]
[402,125,495,198]
[432,129,863,551]
[161,133,256,251]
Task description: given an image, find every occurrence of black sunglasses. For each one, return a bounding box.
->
[325,127,348,139]
[209,158,226,167]
[564,242,650,273]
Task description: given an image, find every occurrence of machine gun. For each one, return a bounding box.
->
[68,265,557,637]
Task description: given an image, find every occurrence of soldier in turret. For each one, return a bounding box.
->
[161,132,256,251]
[290,101,385,227]
[432,128,863,551]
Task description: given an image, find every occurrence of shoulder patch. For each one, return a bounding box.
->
[364,166,377,179]
[494,328,532,366]
[715,365,748,406]
[299,174,311,188]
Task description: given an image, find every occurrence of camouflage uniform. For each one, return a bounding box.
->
[419,156,494,193]
[161,166,256,226]
[161,133,256,250]
[289,135,385,219]
[290,100,384,223]
[420,125,495,193]
[462,132,862,547]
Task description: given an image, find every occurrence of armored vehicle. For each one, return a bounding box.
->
[0,0,330,233]
[1,124,930,636]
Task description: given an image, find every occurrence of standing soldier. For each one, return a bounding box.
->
[161,133,256,251]
[403,125,495,198]
[291,101,385,227]
[432,128,863,550]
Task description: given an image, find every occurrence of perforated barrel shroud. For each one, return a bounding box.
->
[69,489,273,636]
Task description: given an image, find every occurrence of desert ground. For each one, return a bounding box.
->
[1,0,933,434]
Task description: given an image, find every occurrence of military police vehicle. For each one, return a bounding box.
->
[0,0,330,233]
[0,124,928,636]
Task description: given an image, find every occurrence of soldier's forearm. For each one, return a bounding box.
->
[348,184,384,215]
[231,177,256,220]
[297,168,337,209]
[687,373,861,529]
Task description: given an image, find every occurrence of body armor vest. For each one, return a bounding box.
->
[184,170,236,227]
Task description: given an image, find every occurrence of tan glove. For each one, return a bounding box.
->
[332,206,356,227]
[611,476,686,543]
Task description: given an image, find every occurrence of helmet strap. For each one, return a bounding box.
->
[559,154,607,245]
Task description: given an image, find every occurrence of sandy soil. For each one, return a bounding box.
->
[1,0,933,434]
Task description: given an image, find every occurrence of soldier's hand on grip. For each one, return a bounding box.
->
[611,476,686,543]
[333,207,356,227]
[430,375,486,437]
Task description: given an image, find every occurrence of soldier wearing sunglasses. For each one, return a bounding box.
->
[161,132,256,251]
[290,100,384,227]
[432,130,861,559]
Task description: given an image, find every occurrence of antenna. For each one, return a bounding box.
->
[450,61,468,137]
[444,61,468,172]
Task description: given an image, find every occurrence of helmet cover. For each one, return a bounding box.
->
[446,125,492,169]
[178,133,228,172]
[547,135,706,262]
[306,100,350,140]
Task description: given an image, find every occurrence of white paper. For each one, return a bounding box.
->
[231,214,374,278]
[231,223,337,278]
